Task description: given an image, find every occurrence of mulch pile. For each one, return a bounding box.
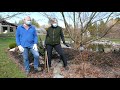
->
[8,48,120,78]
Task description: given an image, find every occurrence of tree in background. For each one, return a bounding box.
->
[87,22,96,38]
[60,12,120,49]
[31,18,40,28]
[17,19,23,25]
[39,12,120,49]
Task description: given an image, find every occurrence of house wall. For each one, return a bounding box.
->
[0,20,17,34]
[1,25,9,33]
[0,25,16,34]
[7,25,10,33]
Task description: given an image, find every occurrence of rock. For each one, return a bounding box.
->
[57,62,63,67]
[9,48,16,52]
[39,56,44,60]
[53,64,65,78]
[104,48,111,53]
[40,60,44,64]
[53,67,61,74]
[53,74,64,78]
[61,44,71,49]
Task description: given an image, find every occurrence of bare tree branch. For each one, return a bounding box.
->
[60,12,75,42]
[104,12,114,24]
[83,12,97,33]
[2,12,24,20]
[85,19,120,45]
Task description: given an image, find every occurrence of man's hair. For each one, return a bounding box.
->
[49,18,58,24]
[24,16,31,20]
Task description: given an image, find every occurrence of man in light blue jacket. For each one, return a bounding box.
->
[16,16,39,75]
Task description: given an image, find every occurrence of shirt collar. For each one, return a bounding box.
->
[21,24,32,29]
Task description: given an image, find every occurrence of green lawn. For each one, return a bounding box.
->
[109,39,120,44]
[101,38,120,44]
[0,37,26,78]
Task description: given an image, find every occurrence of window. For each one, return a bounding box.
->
[10,27,14,32]
[2,26,8,32]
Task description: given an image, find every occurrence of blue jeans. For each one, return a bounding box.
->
[22,47,39,72]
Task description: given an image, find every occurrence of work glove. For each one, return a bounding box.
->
[33,44,38,51]
[65,43,70,47]
[63,42,70,47]
[44,45,47,50]
[43,42,47,50]
[18,45,24,53]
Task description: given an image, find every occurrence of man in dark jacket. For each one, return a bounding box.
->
[45,18,69,70]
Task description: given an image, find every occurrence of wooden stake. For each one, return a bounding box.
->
[45,50,49,72]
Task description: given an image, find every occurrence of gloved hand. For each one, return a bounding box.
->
[18,45,24,53]
[44,45,47,50]
[63,42,70,47]
[65,43,70,47]
[33,44,38,51]
[43,42,47,50]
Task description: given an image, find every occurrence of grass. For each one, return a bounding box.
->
[101,38,120,44]
[0,34,48,78]
[0,37,26,78]
[0,34,68,78]
[109,39,120,44]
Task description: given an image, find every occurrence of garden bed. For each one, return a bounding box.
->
[8,48,120,78]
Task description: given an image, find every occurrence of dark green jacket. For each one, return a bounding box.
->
[45,26,65,45]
